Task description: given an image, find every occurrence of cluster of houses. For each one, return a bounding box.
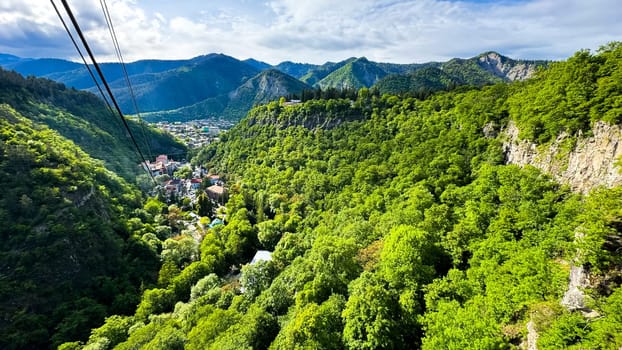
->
[144,154,181,177]
[154,119,234,149]
[142,154,228,204]
[143,155,275,292]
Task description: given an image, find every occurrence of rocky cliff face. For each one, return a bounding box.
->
[478,52,538,81]
[502,121,622,194]
[504,121,621,349]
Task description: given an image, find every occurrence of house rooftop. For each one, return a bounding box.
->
[206,184,226,194]
[250,250,272,265]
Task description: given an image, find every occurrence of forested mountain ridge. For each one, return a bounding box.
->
[245,95,366,130]
[0,51,547,123]
[274,61,320,79]
[315,57,392,90]
[1,55,211,90]
[373,66,459,96]
[0,105,165,349]
[374,51,548,95]
[62,43,622,349]
[107,54,260,113]
[141,69,311,123]
[0,67,185,180]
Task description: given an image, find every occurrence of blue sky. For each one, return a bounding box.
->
[0,0,620,64]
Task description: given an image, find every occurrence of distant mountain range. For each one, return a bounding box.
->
[0,52,548,122]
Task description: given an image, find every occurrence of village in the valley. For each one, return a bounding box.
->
[142,153,226,206]
[153,119,235,148]
[141,118,231,237]
[141,123,274,267]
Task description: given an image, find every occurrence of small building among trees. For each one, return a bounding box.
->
[206,184,227,203]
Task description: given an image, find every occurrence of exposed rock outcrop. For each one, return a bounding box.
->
[525,320,539,350]
[561,264,591,311]
[477,52,539,81]
[502,121,622,194]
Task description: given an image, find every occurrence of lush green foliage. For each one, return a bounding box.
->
[299,59,356,86]
[374,66,460,97]
[316,57,390,90]
[0,105,163,349]
[64,44,622,349]
[509,42,622,143]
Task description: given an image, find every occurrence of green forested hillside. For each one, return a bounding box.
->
[374,52,549,96]
[0,53,260,114]
[314,52,547,92]
[299,58,355,86]
[0,68,185,180]
[65,44,622,349]
[107,54,260,113]
[374,66,459,96]
[222,69,311,119]
[316,57,389,89]
[508,42,622,143]
[0,105,164,349]
[274,61,319,78]
[142,69,311,122]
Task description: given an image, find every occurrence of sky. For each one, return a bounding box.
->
[0,0,620,65]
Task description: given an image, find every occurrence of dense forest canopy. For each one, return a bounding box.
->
[0,105,164,348]
[50,43,622,349]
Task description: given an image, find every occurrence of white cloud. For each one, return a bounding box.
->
[0,0,621,64]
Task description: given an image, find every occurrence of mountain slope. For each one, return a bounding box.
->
[0,53,21,64]
[140,69,311,122]
[0,68,185,180]
[372,52,547,95]
[317,57,389,90]
[439,51,547,86]
[0,105,161,349]
[2,55,210,90]
[2,58,84,77]
[223,69,312,117]
[275,61,319,78]
[374,66,459,95]
[107,54,259,113]
[299,58,355,86]
[475,51,544,81]
[0,54,257,113]
[244,58,272,71]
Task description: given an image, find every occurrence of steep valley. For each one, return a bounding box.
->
[1,44,622,349]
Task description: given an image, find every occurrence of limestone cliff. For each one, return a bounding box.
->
[477,52,539,81]
[502,121,622,194]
